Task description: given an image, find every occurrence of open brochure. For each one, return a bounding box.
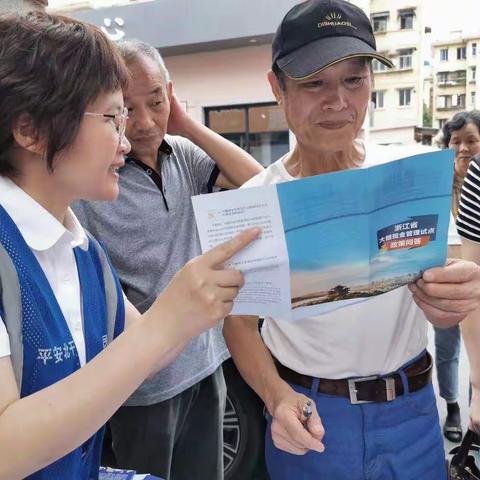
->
[192,150,454,321]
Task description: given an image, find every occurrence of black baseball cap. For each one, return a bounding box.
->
[272,0,394,79]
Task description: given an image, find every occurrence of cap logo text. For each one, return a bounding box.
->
[318,11,357,29]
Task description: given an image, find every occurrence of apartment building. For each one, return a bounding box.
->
[432,35,480,129]
[368,0,429,144]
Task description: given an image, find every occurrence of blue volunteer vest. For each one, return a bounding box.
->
[0,204,125,479]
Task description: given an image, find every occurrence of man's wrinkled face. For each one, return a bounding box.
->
[271,58,372,152]
[123,55,171,159]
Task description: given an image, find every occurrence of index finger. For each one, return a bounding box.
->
[204,227,261,267]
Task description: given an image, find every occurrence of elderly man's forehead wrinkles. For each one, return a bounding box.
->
[144,71,166,88]
[124,83,164,102]
[149,86,165,97]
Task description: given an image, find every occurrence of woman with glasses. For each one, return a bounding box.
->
[434,110,480,443]
[0,12,258,480]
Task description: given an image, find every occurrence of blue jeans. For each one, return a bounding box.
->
[265,367,446,479]
[434,325,461,402]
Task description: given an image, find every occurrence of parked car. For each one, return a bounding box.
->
[222,358,269,480]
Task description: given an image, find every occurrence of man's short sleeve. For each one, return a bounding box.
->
[457,156,480,243]
[0,315,11,358]
[176,137,219,194]
[71,201,95,236]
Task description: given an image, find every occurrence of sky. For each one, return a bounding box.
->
[423,0,480,40]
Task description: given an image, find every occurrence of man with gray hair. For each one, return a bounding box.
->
[73,39,262,479]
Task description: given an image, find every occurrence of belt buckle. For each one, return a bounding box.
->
[348,376,396,404]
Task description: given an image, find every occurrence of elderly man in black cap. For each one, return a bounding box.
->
[224,1,480,479]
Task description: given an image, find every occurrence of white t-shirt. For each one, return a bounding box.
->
[448,212,461,245]
[243,143,450,378]
[0,176,89,366]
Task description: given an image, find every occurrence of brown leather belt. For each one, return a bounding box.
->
[274,351,432,404]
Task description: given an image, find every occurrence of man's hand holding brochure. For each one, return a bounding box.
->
[192,150,455,320]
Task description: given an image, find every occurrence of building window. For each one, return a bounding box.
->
[440,48,449,61]
[439,119,447,128]
[451,70,467,84]
[398,49,413,70]
[398,9,414,29]
[473,43,477,57]
[472,66,477,81]
[438,70,467,85]
[457,46,467,60]
[372,58,388,72]
[471,91,476,106]
[371,91,385,109]
[437,94,466,109]
[205,103,289,167]
[437,72,448,85]
[437,95,447,109]
[371,12,389,33]
[398,88,412,107]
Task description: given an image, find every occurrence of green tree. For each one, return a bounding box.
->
[423,103,432,127]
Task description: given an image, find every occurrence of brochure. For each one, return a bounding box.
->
[99,467,163,480]
[192,150,454,320]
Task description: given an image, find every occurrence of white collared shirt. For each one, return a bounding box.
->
[242,143,451,378]
[0,176,89,366]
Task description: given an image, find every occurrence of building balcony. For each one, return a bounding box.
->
[437,80,467,87]
[436,105,465,111]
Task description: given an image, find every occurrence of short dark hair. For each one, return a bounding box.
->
[442,110,480,148]
[0,11,129,177]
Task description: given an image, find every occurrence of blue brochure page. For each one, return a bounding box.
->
[276,150,454,317]
[192,150,454,320]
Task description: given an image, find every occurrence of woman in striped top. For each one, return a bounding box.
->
[458,154,480,242]
[455,113,480,438]
[435,111,480,442]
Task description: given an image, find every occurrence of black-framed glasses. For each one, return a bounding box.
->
[84,107,128,145]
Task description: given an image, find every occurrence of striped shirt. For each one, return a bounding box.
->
[457,156,480,243]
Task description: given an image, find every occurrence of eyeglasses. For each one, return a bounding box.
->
[84,107,129,145]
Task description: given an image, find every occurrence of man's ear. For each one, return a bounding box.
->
[11,114,45,155]
[267,70,284,105]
